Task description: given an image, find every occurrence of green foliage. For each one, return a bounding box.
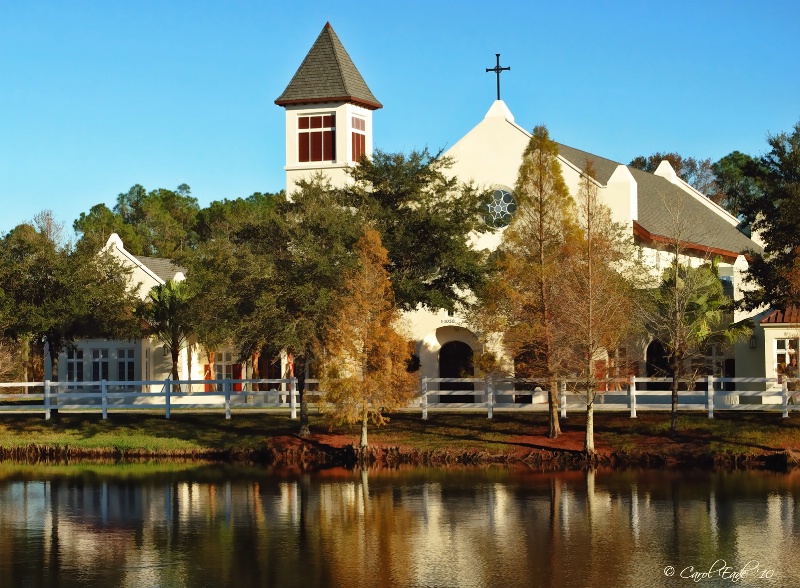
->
[739,121,800,311]
[229,176,362,360]
[223,177,362,436]
[75,183,200,257]
[343,148,490,312]
[140,280,192,381]
[629,152,715,196]
[648,262,730,358]
[182,191,281,360]
[711,150,762,217]
[642,257,750,431]
[0,212,141,376]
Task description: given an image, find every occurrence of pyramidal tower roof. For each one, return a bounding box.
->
[275,22,382,110]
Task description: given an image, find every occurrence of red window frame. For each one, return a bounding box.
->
[351,116,366,161]
[298,114,335,162]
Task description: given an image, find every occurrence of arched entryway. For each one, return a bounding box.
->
[646,340,671,391]
[439,341,474,402]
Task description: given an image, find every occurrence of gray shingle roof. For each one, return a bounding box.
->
[135,256,186,282]
[275,22,382,110]
[556,143,761,257]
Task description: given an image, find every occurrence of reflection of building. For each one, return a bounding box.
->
[1,470,798,586]
[277,23,764,395]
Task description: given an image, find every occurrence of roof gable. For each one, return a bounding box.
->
[762,307,800,324]
[554,144,760,257]
[134,255,186,283]
[275,23,382,110]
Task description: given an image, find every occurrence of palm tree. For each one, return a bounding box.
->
[142,280,192,387]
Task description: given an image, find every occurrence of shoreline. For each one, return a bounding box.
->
[2,438,800,473]
[1,411,799,471]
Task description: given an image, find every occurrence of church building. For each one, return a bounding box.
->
[46,22,778,399]
[275,23,770,399]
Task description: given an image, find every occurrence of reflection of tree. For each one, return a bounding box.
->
[4,467,800,586]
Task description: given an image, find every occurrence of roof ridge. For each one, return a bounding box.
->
[275,23,382,110]
[327,25,347,94]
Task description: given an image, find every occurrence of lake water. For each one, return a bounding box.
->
[0,463,797,587]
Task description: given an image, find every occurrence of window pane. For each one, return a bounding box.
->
[298,116,309,130]
[310,116,322,129]
[311,132,322,161]
[299,132,310,162]
[323,115,335,128]
[323,130,334,160]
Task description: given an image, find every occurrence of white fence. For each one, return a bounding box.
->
[0,376,797,420]
[417,376,798,420]
[0,378,303,420]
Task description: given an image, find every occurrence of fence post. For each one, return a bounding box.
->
[487,376,494,420]
[707,375,714,419]
[783,380,789,419]
[560,380,567,420]
[44,380,51,421]
[101,379,108,420]
[224,379,231,420]
[289,377,297,419]
[165,379,171,420]
[629,379,637,419]
[421,377,428,420]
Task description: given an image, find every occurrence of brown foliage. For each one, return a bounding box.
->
[318,227,417,448]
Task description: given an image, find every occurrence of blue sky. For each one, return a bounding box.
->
[1,1,798,234]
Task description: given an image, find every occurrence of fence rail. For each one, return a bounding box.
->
[0,376,797,420]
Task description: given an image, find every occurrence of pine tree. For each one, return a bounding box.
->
[475,126,576,439]
[318,227,417,451]
[558,164,639,455]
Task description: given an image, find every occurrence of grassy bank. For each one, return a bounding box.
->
[1,411,800,469]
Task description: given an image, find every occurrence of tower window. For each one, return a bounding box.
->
[298,114,335,162]
[351,116,366,161]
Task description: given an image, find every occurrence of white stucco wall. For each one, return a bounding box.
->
[283,102,374,197]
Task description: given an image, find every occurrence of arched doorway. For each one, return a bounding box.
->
[646,340,671,391]
[439,341,474,402]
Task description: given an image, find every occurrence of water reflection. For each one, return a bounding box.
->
[0,465,796,587]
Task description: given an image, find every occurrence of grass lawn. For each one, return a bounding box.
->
[1,410,800,465]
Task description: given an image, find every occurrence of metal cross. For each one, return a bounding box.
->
[485,54,510,101]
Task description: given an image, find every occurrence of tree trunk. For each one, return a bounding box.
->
[360,404,369,450]
[49,344,59,416]
[296,355,310,438]
[670,358,680,432]
[206,350,216,392]
[548,379,561,439]
[186,344,193,392]
[50,350,59,383]
[252,349,262,391]
[172,347,181,393]
[584,399,595,456]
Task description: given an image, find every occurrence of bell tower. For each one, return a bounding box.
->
[275,23,382,196]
